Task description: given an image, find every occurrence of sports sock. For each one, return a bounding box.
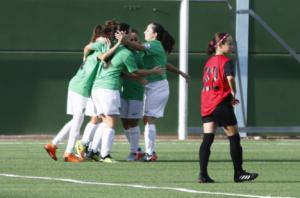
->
[124,128,131,143]
[90,122,106,153]
[52,120,72,146]
[228,133,243,173]
[100,127,115,158]
[144,123,156,155]
[81,122,98,145]
[65,115,84,154]
[129,126,141,153]
[199,133,215,177]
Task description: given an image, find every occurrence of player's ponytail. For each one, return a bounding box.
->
[206,32,230,56]
[151,22,175,54]
[90,25,103,42]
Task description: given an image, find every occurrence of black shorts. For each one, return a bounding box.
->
[202,95,237,127]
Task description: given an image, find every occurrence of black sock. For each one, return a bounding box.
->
[228,134,243,173]
[199,133,215,177]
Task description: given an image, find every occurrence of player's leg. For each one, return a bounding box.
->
[198,117,216,183]
[217,96,258,182]
[44,120,72,161]
[142,80,169,162]
[223,125,258,182]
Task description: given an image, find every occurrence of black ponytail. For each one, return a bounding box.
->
[151,22,175,54]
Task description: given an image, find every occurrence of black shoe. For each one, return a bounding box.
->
[85,151,100,161]
[198,174,215,183]
[234,170,258,183]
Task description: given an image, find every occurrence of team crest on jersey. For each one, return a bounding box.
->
[144,43,151,49]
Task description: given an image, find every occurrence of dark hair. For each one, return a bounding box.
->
[131,28,139,35]
[206,32,230,55]
[116,23,131,34]
[90,25,102,42]
[150,22,175,54]
[102,20,118,40]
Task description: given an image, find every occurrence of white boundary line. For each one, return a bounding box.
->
[0,173,294,198]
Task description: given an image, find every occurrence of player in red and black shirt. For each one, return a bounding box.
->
[198,32,258,183]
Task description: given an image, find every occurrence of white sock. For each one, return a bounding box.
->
[90,122,106,153]
[124,128,130,143]
[52,120,72,146]
[81,122,98,145]
[129,126,140,153]
[65,115,84,154]
[100,127,115,158]
[144,123,156,155]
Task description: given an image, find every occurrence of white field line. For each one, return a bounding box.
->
[0,141,298,145]
[0,173,295,198]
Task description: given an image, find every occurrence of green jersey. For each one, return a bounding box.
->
[68,41,108,97]
[143,40,167,82]
[121,51,145,101]
[92,45,138,90]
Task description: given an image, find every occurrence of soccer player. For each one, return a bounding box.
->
[44,24,109,162]
[86,23,165,163]
[120,29,146,161]
[198,32,258,183]
[116,22,190,161]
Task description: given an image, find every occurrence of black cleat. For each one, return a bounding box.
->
[198,174,215,183]
[85,151,100,161]
[234,170,258,183]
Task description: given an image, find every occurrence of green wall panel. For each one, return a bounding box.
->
[1,0,300,134]
[250,0,300,53]
[248,55,300,126]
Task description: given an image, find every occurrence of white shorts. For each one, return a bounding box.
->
[66,91,89,116]
[120,98,144,119]
[85,98,97,117]
[143,79,169,118]
[91,88,121,116]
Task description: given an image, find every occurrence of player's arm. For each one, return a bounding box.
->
[225,60,239,105]
[166,63,191,82]
[115,31,145,51]
[83,43,93,62]
[97,40,121,62]
[121,72,148,85]
[132,66,165,77]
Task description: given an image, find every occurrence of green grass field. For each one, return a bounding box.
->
[0,139,299,198]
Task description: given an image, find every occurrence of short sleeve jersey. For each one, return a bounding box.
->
[142,40,167,82]
[201,55,233,116]
[121,51,145,101]
[92,45,138,90]
[68,41,108,97]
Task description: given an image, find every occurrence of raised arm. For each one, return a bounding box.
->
[83,43,93,62]
[97,40,121,62]
[115,31,145,51]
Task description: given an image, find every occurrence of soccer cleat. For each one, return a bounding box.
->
[100,155,117,163]
[136,148,145,161]
[198,174,215,183]
[234,170,258,183]
[85,151,100,161]
[127,153,137,161]
[63,153,82,162]
[75,140,87,158]
[44,143,57,161]
[142,152,158,162]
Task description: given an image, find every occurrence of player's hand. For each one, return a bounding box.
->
[152,66,166,75]
[115,31,128,44]
[231,98,240,106]
[96,36,111,47]
[181,73,191,83]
